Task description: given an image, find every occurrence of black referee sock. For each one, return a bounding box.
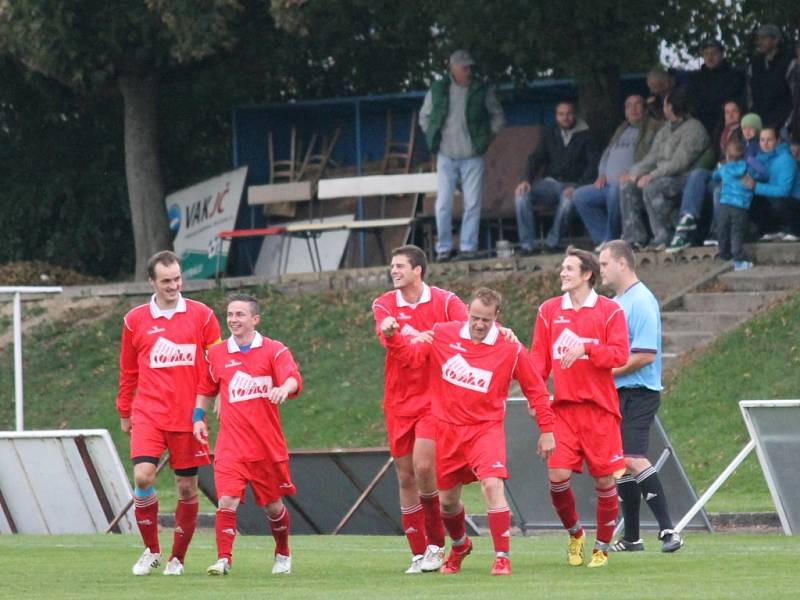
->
[636,467,673,532]
[616,475,641,541]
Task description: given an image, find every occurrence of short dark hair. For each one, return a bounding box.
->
[565,246,600,287]
[470,287,502,312]
[556,99,576,111]
[600,239,636,270]
[760,126,779,138]
[725,138,745,160]
[227,293,259,315]
[665,88,689,117]
[391,244,427,278]
[147,250,180,280]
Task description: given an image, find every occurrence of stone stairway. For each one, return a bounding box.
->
[661,265,800,372]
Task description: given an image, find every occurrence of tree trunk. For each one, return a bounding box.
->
[118,73,172,281]
[578,64,622,148]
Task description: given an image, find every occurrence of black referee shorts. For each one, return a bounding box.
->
[618,386,660,457]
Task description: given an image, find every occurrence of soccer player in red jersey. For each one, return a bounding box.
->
[372,245,468,573]
[530,247,629,568]
[381,287,555,576]
[116,251,222,576]
[193,293,301,577]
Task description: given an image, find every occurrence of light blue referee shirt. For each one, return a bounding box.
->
[614,280,662,391]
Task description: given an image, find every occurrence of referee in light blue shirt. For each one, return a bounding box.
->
[598,240,684,554]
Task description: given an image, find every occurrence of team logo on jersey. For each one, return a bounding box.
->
[441,354,492,393]
[552,328,597,360]
[554,316,570,324]
[400,323,421,337]
[149,337,197,368]
[225,359,242,368]
[228,370,273,403]
[448,342,467,352]
[397,312,413,320]
[146,325,166,335]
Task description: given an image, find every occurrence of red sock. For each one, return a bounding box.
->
[215,508,237,563]
[487,507,511,554]
[268,506,291,556]
[134,489,160,554]
[549,479,582,537]
[400,504,427,555]
[170,495,199,563]
[441,505,466,545]
[595,486,619,546]
[419,492,445,548]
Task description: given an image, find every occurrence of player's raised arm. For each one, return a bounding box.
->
[268,344,302,405]
[383,317,432,368]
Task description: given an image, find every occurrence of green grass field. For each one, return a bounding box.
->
[2,531,797,599]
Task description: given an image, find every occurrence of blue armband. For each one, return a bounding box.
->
[192,407,206,423]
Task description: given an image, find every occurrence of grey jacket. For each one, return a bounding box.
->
[629,117,709,180]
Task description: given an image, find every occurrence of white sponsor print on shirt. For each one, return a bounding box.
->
[551,328,598,360]
[146,325,166,335]
[225,359,242,369]
[448,342,467,352]
[228,370,273,403]
[397,312,413,320]
[441,354,493,393]
[400,323,421,337]
[149,337,197,368]
[554,316,570,324]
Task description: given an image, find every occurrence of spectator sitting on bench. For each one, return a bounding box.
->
[573,94,661,251]
[514,100,599,254]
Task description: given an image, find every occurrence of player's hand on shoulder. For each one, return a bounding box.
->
[120,417,131,435]
[410,330,434,344]
[498,326,518,344]
[537,432,555,460]
[380,316,400,337]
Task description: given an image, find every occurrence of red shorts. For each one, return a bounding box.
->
[547,402,625,478]
[435,419,507,490]
[384,410,437,458]
[130,419,210,470]
[214,458,296,507]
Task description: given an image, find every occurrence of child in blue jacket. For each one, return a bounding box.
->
[713,139,766,270]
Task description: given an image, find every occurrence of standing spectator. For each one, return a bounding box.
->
[713,140,766,270]
[748,25,793,130]
[645,68,676,122]
[573,95,661,250]
[515,101,599,253]
[381,288,555,576]
[620,90,709,250]
[531,248,629,568]
[117,251,222,576]
[419,49,505,262]
[686,40,746,137]
[195,294,302,576]
[597,241,684,554]
[668,100,745,252]
[744,127,800,242]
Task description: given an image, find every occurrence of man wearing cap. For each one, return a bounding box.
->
[686,40,746,137]
[748,25,793,130]
[420,50,506,263]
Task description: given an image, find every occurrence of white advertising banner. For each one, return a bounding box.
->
[165,166,248,279]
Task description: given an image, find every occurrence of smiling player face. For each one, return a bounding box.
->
[560,255,591,293]
[149,261,183,308]
[468,299,497,343]
[227,301,260,342]
[389,254,421,290]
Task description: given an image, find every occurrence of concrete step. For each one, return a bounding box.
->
[662,330,716,354]
[718,266,800,292]
[661,311,744,333]
[662,352,679,372]
[682,291,784,313]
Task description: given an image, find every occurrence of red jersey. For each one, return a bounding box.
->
[386,320,554,431]
[372,284,467,416]
[117,295,221,432]
[530,289,629,417]
[203,332,302,463]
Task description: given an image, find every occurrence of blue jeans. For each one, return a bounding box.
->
[514,178,575,250]
[572,182,622,244]
[435,153,484,253]
[679,168,712,220]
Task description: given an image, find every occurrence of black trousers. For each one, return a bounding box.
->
[718,204,750,261]
[751,195,800,236]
